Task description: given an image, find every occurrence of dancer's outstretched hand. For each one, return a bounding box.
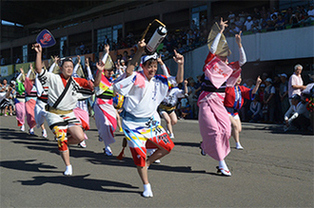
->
[33,43,42,53]
[173,50,184,65]
[219,17,228,33]
[235,31,242,46]
[256,76,262,85]
[96,60,106,72]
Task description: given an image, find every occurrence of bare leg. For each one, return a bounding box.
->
[60,150,71,166]
[162,112,172,134]
[137,165,149,184]
[229,116,240,143]
[116,110,122,131]
[146,140,169,166]
[230,116,243,149]
[67,126,84,144]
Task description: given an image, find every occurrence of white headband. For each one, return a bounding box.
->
[141,53,158,64]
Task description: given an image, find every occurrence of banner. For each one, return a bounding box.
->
[0,65,14,77]
[36,29,56,48]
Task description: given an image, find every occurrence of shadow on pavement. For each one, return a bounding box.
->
[1,159,59,173]
[1,127,211,176]
[16,174,140,193]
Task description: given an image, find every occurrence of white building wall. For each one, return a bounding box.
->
[165,26,314,80]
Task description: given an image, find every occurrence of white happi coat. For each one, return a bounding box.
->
[114,71,177,118]
[38,69,93,111]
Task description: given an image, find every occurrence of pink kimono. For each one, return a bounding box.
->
[198,51,241,161]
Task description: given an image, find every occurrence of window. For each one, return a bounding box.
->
[22,45,28,63]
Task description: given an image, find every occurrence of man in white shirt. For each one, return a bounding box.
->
[244,16,254,31]
[288,64,306,101]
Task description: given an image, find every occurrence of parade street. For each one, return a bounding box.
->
[0,116,313,208]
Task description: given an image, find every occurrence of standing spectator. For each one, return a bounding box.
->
[0,56,5,66]
[16,57,21,64]
[263,78,276,123]
[244,16,254,31]
[288,64,306,101]
[80,42,85,54]
[104,35,110,45]
[279,74,290,120]
[191,19,198,31]
[98,43,104,52]
[186,30,195,45]
[75,43,81,55]
[273,75,282,122]
[200,15,207,31]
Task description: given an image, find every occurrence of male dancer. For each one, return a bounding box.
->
[34,43,94,176]
[113,39,184,197]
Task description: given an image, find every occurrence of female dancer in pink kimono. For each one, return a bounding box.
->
[198,18,246,176]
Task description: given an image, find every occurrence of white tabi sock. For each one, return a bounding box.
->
[42,129,47,138]
[64,165,72,176]
[143,183,153,198]
[236,142,243,149]
[219,160,228,170]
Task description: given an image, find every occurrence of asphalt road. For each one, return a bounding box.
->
[0,115,313,208]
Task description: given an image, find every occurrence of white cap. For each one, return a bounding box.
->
[280,73,287,78]
[265,78,272,83]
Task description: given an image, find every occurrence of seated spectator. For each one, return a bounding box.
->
[274,13,286,30]
[176,43,185,54]
[248,96,262,123]
[159,46,170,60]
[122,50,129,64]
[234,16,244,30]
[244,16,254,31]
[299,13,312,26]
[265,19,275,31]
[228,11,236,23]
[284,94,310,131]
[308,5,314,21]
[181,104,192,119]
[253,7,261,19]
[229,23,241,35]
[290,13,300,28]
[239,11,247,23]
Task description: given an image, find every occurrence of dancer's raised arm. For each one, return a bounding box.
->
[173,50,184,84]
[126,39,146,77]
[33,43,43,74]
